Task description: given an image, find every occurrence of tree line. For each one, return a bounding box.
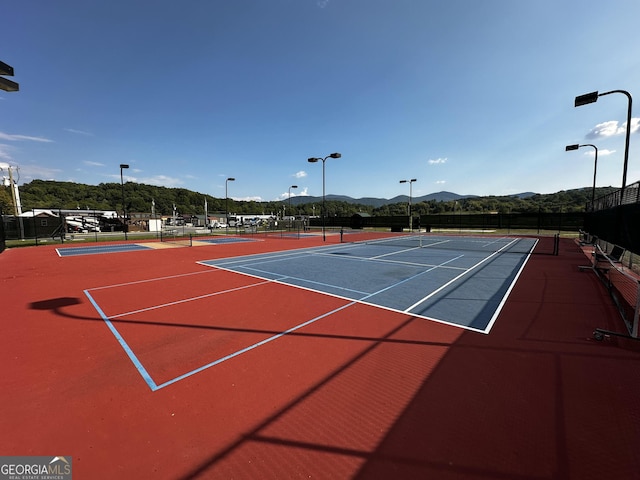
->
[1,179,617,218]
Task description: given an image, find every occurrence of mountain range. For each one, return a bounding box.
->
[288,191,537,207]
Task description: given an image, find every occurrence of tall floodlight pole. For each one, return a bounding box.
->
[308,152,341,241]
[204,197,208,229]
[3,166,24,239]
[119,164,129,240]
[565,144,599,208]
[226,177,235,230]
[575,90,632,205]
[0,60,20,234]
[399,178,417,231]
[288,185,298,226]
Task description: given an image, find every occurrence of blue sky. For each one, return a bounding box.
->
[2,0,640,202]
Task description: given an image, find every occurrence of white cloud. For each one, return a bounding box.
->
[276,187,309,201]
[11,164,62,183]
[0,131,53,142]
[587,118,640,139]
[294,170,307,179]
[136,175,185,188]
[435,180,446,184]
[83,160,105,167]
[587,121,622,138]
[598,149,617,156]
[428,157,447,165]
[65,128,94,136]
[583,149,616,156]
[233,195,263,202]
[0,144,15,160]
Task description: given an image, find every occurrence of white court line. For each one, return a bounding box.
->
[213,245,466,271]
[203,253,482,334]
[405,238,522,313]
[200,244,335,268]
[109,278,275,319]
[87,268,222,291]
[312,251,467,270]
[370,245,422,259]
[152,301,357,390]
[86,264,362,391]
[483,244,534,332]
[420,239,452,249]
[237,265,372,296]
[85,289,159,391]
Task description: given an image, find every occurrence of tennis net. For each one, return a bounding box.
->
[344,230,558,255]
[159,230,193,247]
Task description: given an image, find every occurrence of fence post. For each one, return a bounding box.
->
[33,209,39,246]
[0,207,5,253]
[59,208,64,244]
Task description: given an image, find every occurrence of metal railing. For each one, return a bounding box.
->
[589,180,640,212]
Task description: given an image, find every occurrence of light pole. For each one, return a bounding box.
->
[288,185,298,226]
[308,152,341,241]
[225,177,235,229]
[566,144,599,207]
[399,178,417,231]
[575,89,632,204]
[119,164,129,240]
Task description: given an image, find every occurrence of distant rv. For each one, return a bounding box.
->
[65,215,101,232]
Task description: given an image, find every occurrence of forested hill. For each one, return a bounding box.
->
[1,179,617,217]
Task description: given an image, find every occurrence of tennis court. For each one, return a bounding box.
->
[2,233,640,480]
[56,242,154,256]
[199,234,537,332]
[80,234,535,393]
[56,235,259,256]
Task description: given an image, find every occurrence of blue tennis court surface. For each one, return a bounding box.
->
[57,243,154,257]
[56,236,258,256]
[199,236,536,333]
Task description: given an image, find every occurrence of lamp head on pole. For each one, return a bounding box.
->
[227,177,235,182]
[307,157,320,163]
[120,164,129,169]
[329,152,341,159]
[565,144,579,151]
[575,91,599,107]
[410,178,417,182]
